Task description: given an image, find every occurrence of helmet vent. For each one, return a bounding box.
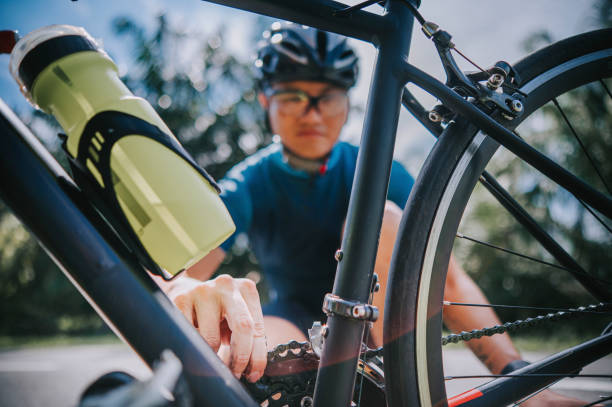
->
[316,30,327,63]
[340,50,354,59]
[281,41,302,58]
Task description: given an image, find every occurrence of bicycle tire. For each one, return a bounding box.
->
[384,28,612,407]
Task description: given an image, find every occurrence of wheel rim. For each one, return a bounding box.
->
[415,49,612,406]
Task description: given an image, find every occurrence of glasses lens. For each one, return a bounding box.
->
[270,90,347,117]
[318,93,347,117]
[272,92,308,116]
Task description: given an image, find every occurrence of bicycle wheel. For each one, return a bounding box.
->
[384,28,612,407]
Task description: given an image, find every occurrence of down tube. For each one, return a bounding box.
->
[0,99,257,407]
[312,1,416,406]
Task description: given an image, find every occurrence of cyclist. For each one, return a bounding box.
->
[165,23,592,405]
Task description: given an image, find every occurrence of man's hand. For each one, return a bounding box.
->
[167,274,267,383]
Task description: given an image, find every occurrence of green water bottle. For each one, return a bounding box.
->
[10,25,235,278]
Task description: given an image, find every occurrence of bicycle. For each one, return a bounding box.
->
[0,0,610,406]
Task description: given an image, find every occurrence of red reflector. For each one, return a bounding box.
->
[448,389,483,407]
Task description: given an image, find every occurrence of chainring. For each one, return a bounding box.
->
[242,340,386,406]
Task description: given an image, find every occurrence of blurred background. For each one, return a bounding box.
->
[0,0,610,346]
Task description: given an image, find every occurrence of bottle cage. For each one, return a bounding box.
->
[65,110,220,280]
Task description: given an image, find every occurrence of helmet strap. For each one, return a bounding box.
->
[281,144,330,176]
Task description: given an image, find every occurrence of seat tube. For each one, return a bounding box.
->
[312,1,416,406]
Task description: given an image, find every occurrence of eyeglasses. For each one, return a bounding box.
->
[266,89,348,118]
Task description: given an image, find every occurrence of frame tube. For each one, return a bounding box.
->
[0,99,257,407]
[204,0,388,44]
[457,332,612,406]
[312,1,416,406]
[402,87,444,137]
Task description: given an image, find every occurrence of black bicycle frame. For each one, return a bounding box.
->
[0,99,258,407]
[2,1,611,406]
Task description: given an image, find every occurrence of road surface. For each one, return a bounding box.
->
[0,343,610,406]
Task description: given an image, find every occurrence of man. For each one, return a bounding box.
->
[165,23,590,405]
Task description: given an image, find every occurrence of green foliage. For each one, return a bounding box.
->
[0,201,108,336]
[453,2,612,337]
[0,14,268,337]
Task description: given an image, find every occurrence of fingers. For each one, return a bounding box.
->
[170,274,267,382]
[238,278,267,382]
[216,276,255,379]
[173,291,195,327]
[192,284,222,353]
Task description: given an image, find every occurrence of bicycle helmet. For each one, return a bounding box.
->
[255,22,359,89]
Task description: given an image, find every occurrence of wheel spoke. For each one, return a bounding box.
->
[552,98,611,195]
[456,232,572,271]
[457,231,612,288]
[445,374,612,380]
[600,79,612,100]
[478,172,612,299]
[577,198,612,235]
[582,395,612,407]
[443,301,612,315]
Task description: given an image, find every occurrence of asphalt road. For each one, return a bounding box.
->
[0,343,610,406]
[0,344,150,407]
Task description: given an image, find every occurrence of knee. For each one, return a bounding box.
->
[381,201,402,237]
[376,201,403,261]
[263,316,307,349]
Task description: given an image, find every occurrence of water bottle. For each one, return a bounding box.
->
[10,25,235,278]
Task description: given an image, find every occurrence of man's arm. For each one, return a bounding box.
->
[185,247,226,281]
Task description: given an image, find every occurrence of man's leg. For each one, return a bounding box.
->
[369,201,402,346]
[260,299,315,350]
[264,316,307,350]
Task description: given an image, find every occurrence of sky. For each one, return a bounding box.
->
[0,0,603,176]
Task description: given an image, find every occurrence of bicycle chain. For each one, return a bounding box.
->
[442,302,611,345]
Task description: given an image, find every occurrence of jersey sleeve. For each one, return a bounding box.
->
[387,160,414,210]
[217,166,254,252]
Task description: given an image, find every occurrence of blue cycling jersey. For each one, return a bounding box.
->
[218,141,414,314]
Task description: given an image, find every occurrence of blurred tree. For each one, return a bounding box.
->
[0,200,106,336]
[454,1,612,336]
[112,14,270,289]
